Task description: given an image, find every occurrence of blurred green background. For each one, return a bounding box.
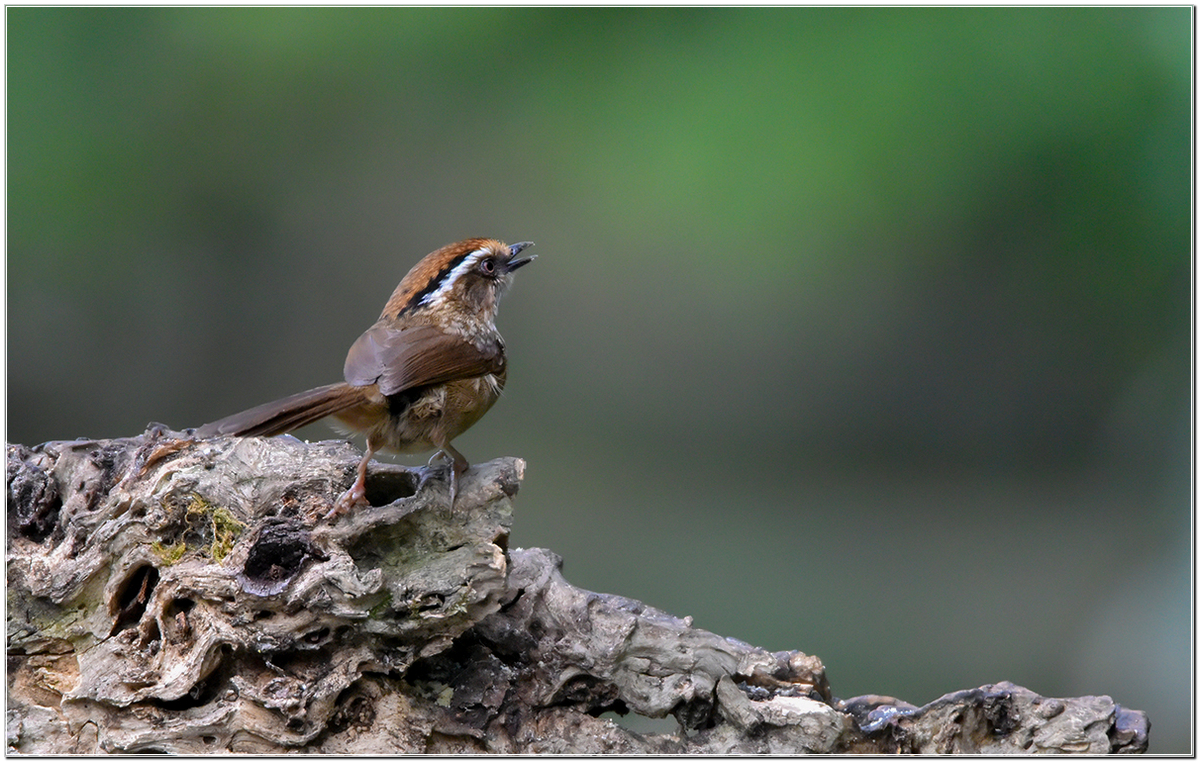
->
[7,7,1192,751]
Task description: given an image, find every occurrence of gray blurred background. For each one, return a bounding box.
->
[7,7,1192,751]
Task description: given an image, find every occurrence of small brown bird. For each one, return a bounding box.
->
[196,238,535,517]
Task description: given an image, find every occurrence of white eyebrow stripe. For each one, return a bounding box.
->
[418,248,489,306]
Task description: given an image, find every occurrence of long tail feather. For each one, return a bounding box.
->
[196,383,363,439]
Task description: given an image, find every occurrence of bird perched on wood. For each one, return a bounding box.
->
[196,238,535,518]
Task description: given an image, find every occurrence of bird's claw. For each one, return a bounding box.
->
[325,482,367,521]
[426,450,459,507]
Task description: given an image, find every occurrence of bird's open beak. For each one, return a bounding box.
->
[507,241,536,270]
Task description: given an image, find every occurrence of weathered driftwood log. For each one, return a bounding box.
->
[7,430,1150,754]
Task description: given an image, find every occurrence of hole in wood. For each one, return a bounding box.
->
[329,683,379,733]
[151,644,233,711]
[240,522,318,596]
[600,709,681,737]
[109,564,159,636]
[164,597,195,617]
[363,468,419,507]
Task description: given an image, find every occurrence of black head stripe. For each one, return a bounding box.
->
[400,250,474,316]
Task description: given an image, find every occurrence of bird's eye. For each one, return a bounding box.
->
[479,257,497,275]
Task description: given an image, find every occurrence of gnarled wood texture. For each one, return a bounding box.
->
[6,430,1150,753]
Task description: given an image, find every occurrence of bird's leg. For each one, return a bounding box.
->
[326,438,378,520]
[427,443,469,507]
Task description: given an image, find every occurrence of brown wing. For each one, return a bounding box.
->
[343,322,505,396]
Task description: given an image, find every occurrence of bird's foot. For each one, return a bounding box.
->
[326,449,374,521]
[325,481,367,521]
[326,462,371,519]
[426,450,461,507]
